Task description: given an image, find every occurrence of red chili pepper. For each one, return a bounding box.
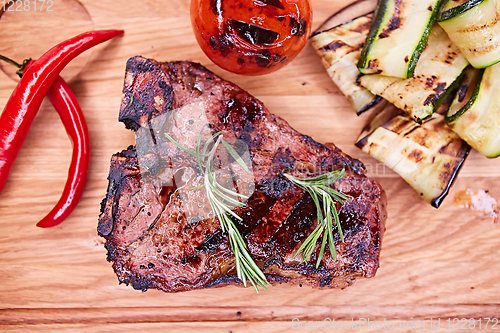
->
[1,56,90,227]
[36,75,90,228]
[0,29,124,193]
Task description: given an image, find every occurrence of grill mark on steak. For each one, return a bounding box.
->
[196,230,222,254]
[232,190,277,236]
[98,56,387,292]
[270,193,317,260]
[246,186,305,260]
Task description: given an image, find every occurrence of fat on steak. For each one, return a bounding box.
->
[98,56,387,292]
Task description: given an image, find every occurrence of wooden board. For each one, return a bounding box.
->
[0,0,499,331]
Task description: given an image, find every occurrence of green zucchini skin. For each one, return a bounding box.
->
[446,62,500,158]
[445,67,484,123]
[438,0,500,68]
[433,68,468,112]
[357,0,443,79]
[357,0,388,72]
[406,18,433,78]
[437,0,485,22]
[359,23,469,121]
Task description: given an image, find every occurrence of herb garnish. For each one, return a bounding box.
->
[165,128,348,291]
[285,170,349,268]
[165,130,270,292]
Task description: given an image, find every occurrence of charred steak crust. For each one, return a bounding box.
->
[98,56,387,292]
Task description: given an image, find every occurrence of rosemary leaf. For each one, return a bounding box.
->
[221,139,250,172]
[164,133,197,156]
[202,131,222,156]
[210,182,243,207]
[317,228,328,267]
[196,128,204,171]
[215,181,249,199]
[285,170,349,268]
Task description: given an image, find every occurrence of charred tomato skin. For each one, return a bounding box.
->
[190,0,312,75]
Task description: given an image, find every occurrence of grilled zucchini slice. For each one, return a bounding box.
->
[438,0,500,68]
[445,63,500,158]
[357,0,442,79]
[357,103,403,140]
[311,13,386,115]
[359,23,469,121]
[356,113,470,207]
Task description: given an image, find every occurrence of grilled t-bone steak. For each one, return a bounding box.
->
[98,56,387,292]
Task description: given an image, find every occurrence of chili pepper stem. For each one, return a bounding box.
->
[0,55,33,78]
[0,54,21,68]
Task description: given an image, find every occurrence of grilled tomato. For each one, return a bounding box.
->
[190,0,312,75]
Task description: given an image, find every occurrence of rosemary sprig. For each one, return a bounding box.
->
[165,130,269,292]
[284,170,349,268]
[164,127,349,287]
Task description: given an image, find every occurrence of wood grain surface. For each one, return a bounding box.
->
[1,0,500,332]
